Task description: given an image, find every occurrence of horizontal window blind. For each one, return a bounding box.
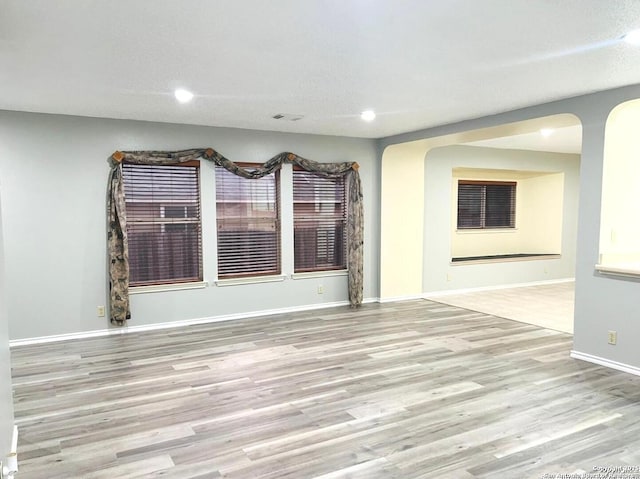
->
[215,164,280,278]
[293,169,346,272]
[123,162,202,286]
[457,180,515,229]
[485,183,516,227]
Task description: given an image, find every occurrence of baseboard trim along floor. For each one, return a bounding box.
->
[9,298,379,347]
[570,350,640,377]
[423,277,575,298]
[13,279,576,347]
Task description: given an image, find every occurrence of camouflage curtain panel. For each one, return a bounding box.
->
[107,149,363,325]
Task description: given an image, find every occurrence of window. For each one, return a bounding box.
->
[293,169,346,272]
[215,164,280,278]
[123,162,202,286]
[457,180,515,229]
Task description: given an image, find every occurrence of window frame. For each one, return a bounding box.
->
[122,160,203,288]
[292,167,347,273]
[457,180,516,230]
[215,163,281,279]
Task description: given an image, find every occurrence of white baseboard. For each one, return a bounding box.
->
[3,424,18,476]
[10,298,379,347]
[571,350,640,377]
[423,277,575,299]
[378,294,425,304]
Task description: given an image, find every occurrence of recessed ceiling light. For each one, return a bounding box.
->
[540,128,554,137]
[174,89,194,103]
[361,110,376,122]
[622,29,640,45]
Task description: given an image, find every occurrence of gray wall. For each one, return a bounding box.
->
[0,111,379,340]
[0,189,15,458]
[4,82,640,372]
[423,145,580,293]
[381,83,640,371]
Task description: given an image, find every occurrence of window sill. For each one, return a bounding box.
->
[595,263,640,279]
[130,281,208,294]
[215,275,286,287]
[291,269,348,280]
[455,228,518,234]
[451,254,560,266]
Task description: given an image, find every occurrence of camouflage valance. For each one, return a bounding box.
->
[107,149,363,325]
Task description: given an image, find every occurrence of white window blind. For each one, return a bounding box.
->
[457,180,516,229]
[123,161,202,286]
[215,164,280,278]
[293,169,346,272]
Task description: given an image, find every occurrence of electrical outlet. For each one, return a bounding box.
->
[97,305,105,317]
[317,285,324,294]
[608,330,617,345]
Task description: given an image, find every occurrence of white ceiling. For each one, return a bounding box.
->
[464,124,583,154]
[2,1,640,139]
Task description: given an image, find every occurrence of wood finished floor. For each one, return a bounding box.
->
[10,300,640,478]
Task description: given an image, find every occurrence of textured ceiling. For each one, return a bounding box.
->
[2,1,640,139]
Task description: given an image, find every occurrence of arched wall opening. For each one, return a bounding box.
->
[597,98,640,276]
[380,113,582,301]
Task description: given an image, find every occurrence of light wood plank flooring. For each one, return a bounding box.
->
[10,300,640,478]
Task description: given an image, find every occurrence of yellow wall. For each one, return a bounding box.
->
[380,142,425,299]
[520,173,564,254]
[380,113,580,300]
[600,99,640,264]
[450,169,563,258]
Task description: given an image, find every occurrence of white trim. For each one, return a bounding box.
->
[378,294,425,304]
[215,275,286,287]
[455,228,519,234]
[291,270,348,280]
[10,328,129,346]
[423,277,574,299]
[595,263,640,279]
[129,281,208,294]
[362,297,379,304]
[9,297,378,347]
[2,424,18,477]
[450,254,561,266]
[570,350,640,377]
